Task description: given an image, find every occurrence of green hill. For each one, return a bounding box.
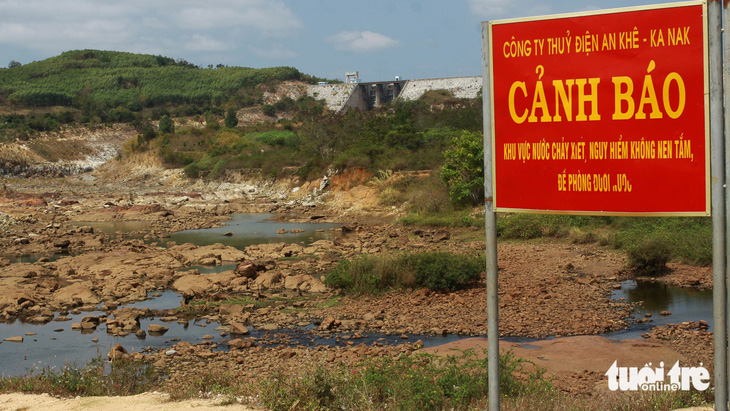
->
[0,49,310,108]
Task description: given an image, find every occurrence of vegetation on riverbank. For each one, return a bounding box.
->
[324,251,484,294]
[0,350,712,410]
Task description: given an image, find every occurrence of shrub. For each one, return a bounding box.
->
[158,115,174,134]
[325,252,483,294]
[627,238,672,276]
[184,162,201,179]
[224,107,239,128]
[210,159,227,179]
[441,130,484,205]
[497,214,545,240]
[0,356,158,397]
[259,349,551,411]
[261,104,276,117]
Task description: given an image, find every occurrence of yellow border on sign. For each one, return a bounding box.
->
[487,0,711,217]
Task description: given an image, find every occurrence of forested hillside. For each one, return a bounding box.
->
[0,49,331,141]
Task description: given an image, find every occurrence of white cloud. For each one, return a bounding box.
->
[467,0,552,19]
[184,34,229,52]
[467,0,511,16]
[251,46,297,59]
[326,31,399,53]
[0,0,302,59]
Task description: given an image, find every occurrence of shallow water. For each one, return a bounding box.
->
[604,280,713,340]
[2,215,716,374]
[69,220,151,234]
[167,213,343,248]
[0,287,470,376]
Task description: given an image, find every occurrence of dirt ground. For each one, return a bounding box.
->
[0,392,259,410]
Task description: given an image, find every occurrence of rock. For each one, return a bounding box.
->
[148,324,169,334]
[202,334,214,340]
[223,232,233,237]
[235,260,259,279]
[4,336,23,343]
[92,338,99,343]
[71,323,82,330]
[700,320,709,328]
[25,332,36,336]
[165,349,177,356]
[230,322,250,335]
[136,330,146,338]
[283,274,328,293]
[290,228,305,234]
[276,228,287,234]
[219,303,244,317]
[160,316,178,322]
[54,239,71,248]
[172,274,216,296]
[279,349,297,359]
[108,343,128,361]
[363,313,375,321]
[251,271,281,290]
[660,311,672,316]
[433,230,450,242]
[645,313,652,318]
[261,324,279,331]
[320,317,336,330]
[52,282,100,308]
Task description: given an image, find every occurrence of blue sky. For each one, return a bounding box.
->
[1,0,691,82]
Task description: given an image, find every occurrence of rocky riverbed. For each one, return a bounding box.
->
[0,173,716,399]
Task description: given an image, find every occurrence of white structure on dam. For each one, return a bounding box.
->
[307,76,482,112]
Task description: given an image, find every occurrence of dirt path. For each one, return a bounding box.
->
[0,392,259,411]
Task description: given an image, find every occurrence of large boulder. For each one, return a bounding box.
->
[172,274,216,295]
[51,282,100,308]
[230,322,250,335]
[284,274,328,293]
[148,324,169,334]
[108,343,128,361]
[251,271,281,290]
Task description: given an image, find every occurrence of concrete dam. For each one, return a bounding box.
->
[307,76,482,112]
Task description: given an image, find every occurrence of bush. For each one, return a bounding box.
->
[627,238,672,276]
[261,104,276,117]
[184,162,201,179]
[158,115,174,134]
[0,356,158,397]
[441,130,484,205]
[224,107,239,128]
[497,214,545,240]
[325,252,483,294]
[259,349,551,411]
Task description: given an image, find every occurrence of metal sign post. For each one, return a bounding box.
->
[717,0,730,408]
[480,21,500,410]
[709,1,728,409]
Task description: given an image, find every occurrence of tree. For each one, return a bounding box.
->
[440,130,484,205]
[8,60,21,69]
[224,108,239,128]
[158,115,174,134]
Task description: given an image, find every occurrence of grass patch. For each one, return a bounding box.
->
[259,349,551,411]
[324,251,484,295]
[0,356,158,397]
[495,213,712,269]
[398,210,485,227]
[315,296,342,309]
